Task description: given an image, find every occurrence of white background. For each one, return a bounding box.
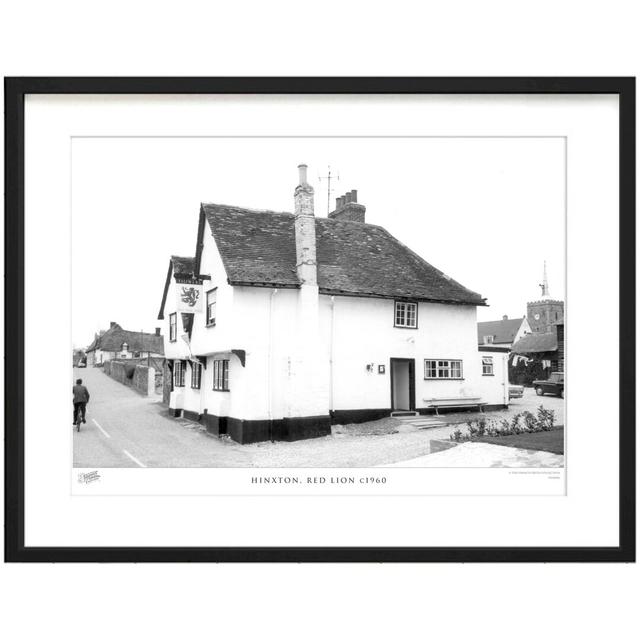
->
[1,2,638,640]
[28,94,611,539]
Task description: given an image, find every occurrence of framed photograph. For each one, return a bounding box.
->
[5,77,635,562]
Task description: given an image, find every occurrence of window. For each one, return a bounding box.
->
[482,356,494,375]
[483,335,494,344]
[206,288,217,326]
[394,301,417,328]
[191,362,202,389]
[424,359,463,379]
[213,359,229,391]
[169,312,177,342]
[174,360,185,387]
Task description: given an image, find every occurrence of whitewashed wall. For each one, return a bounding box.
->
[476,351,510,406]
[512,317,532,345]
[319,296,486,412]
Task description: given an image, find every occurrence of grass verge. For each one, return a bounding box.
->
[472,426,564,455]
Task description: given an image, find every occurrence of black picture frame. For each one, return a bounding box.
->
[4,77,635,563]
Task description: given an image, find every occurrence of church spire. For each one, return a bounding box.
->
[539,261,549,298]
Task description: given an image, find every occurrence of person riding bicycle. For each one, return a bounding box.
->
[73,378,90,425]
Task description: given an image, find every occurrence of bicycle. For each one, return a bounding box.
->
[74,408,83,432]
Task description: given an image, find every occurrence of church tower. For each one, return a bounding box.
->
[527,261,564,333]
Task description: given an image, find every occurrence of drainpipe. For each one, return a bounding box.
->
[504,352,509,406]
[329,296,335,413]
[268,288,278,441]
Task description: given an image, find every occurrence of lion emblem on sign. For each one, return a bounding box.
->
[180,286,200,307]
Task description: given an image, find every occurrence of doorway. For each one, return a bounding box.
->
[390,358,415,411]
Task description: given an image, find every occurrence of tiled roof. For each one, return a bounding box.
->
[512,332,557,354]
[477,318,524,344]
[86,323,164,355]
[203,204,485,305]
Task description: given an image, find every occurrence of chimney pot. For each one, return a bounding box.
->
[351,189,357,203]
[155,327,161,336]
[297,164,308,185]
[110,321,116,329]
[345,192,352,203]
[336,196,341,209]
[503,315,508,320]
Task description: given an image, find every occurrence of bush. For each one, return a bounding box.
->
[522,411,539,432]
[454,408,557,442]
[450,428,465,442]
[536,406,555,430]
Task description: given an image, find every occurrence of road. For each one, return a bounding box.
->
[73,367,252,468]
[505,386,564,424]
[73,368,565,468]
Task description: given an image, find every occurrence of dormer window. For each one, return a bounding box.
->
[394,301,417,328]
[483,335,494,344]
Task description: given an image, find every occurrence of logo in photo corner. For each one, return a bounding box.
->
[180,286,200,307]
[77,470,101,484]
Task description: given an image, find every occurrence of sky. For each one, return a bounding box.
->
[71,136,565,347]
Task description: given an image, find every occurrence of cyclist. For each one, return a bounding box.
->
[73,378,90,426]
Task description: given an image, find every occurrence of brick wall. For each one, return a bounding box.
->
[103,360,155,395]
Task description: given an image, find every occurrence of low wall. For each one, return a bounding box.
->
[104,360,155,396]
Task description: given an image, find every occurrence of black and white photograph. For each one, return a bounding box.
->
[72,136,566,471]
[6,77,633,562]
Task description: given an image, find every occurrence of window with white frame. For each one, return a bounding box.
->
[169,312,177,341]
[213,359,229,391]
[191,362,202,389]
[482,356,494,375]
[206,288,217,326]
[424,359,463,379]
[174,360,185,387]
[394,301,417,328]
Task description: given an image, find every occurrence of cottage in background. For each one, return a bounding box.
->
[477,315,531,348]
[85,322,164,366]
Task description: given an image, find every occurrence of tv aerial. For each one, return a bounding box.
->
[318,166,340,216]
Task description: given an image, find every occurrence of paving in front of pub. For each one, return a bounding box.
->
[74,367,564,469]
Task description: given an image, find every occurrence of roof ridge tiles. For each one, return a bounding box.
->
[202,202,292,217]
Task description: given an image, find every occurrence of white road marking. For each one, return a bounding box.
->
[123,449,146,468]
[92,419,111,438]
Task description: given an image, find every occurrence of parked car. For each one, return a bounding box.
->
[509,384,524,399]
[533,372,564,398]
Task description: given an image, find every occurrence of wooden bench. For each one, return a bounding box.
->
[424,397,487,416]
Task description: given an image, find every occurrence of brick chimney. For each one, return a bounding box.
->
[293,164,318,286]
[328,189,366,223]
[289,165,330,425]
